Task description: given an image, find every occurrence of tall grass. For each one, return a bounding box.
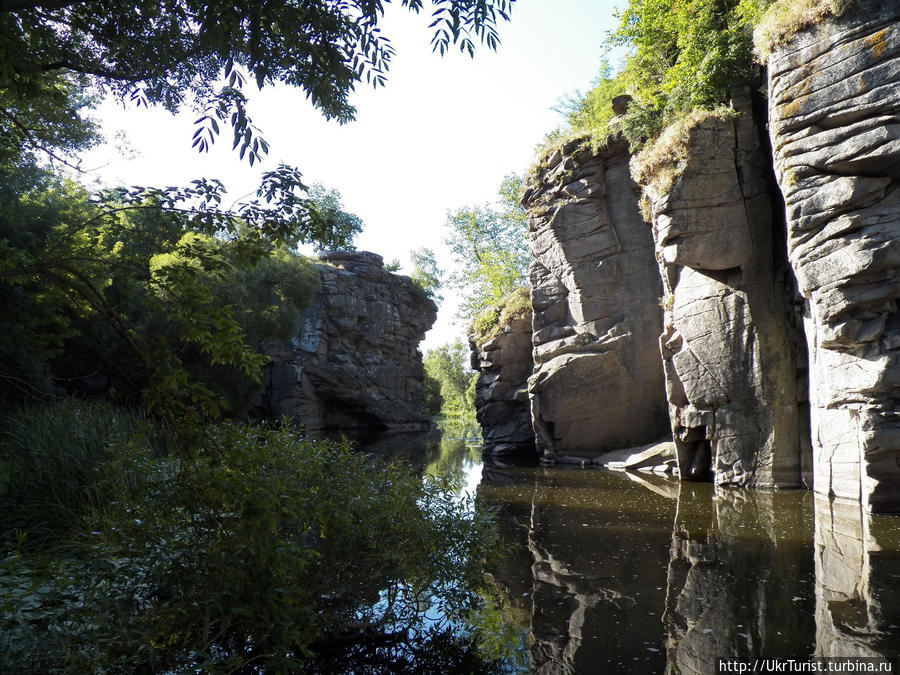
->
[0,401,157,550]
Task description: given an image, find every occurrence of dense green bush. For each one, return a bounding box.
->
[1,416,509,672]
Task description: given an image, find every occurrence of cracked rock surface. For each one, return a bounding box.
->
[523,137,668,460]
[257,251,436,432]
[637,103,806,488]
[471,316,537,456]
[768,0,900,511]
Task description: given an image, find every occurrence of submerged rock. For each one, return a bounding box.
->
[634,101,806,489]
[257,251,436,432]
[767,0,900,511]
[523,136,668,461]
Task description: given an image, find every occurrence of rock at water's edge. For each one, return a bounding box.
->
[257,251,436,432]
[768,0,900,511]
[524,137,669,461]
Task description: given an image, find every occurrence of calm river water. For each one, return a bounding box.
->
[365,422,900,674]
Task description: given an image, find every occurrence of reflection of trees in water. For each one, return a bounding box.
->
[422,418,482,488]
[663,487,816,675]
[328,418,481,484]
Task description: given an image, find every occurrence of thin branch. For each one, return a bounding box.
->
[0,105,85,171]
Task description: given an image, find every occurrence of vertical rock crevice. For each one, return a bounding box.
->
[634,100,805,488]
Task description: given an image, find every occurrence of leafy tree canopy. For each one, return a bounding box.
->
[1,0,515,166]
[554,0,775,150]
[423,340,477,416]
[410,246,444,303]
[445,173,529,324]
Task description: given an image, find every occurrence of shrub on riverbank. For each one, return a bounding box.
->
[1,406,510,672]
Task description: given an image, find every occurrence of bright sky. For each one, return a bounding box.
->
[82,0,623,351]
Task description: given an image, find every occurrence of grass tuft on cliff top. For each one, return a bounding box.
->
[753,0,857,62]
[470,286,531,348]
[630,105,740,219]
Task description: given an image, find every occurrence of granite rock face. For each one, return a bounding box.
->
[636,103,806,488]
[471,315,537,456]
[767,0,900,511]
[523,137,668,461]
[257,251,436,432]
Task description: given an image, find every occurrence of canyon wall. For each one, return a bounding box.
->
[634,102,807,488]
[471,308,536,457]
[522,137,668,461]
[257,251,436,432]
[471,0,900,511]
[767,0,900,511]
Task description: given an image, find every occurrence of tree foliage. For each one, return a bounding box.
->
[1,0,515,167]
[558,0,775,149]
[424,341,477,416]
[1,410,507,672]
[410,246,444,303]
[445,174,529,324]
[0,164,348,431]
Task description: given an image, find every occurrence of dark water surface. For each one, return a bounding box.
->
[365,424,900,674]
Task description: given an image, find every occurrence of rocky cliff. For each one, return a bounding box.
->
[257,251,436,432]
[470,297,536,456]
[633,102,806,488]
[767,0,900,511]
[523,137,668,461]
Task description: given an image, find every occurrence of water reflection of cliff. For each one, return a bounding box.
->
[481,462,900,675]
[479,462,676,674]
[664,487,816,674]
[814,495,900,659]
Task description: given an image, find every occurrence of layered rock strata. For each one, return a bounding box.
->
[471,314,536,456]
[523,137,668,461]
[257,251,436,432]
[635,103,805,488]
[767,0,900,511]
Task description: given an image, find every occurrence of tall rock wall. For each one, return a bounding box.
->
[257,251,436,432]
[471,306,536,457]
[523,137,668,461]
[767,0,900,511]
[634,103,806,488]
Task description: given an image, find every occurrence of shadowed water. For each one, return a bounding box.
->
[362,425,900,674]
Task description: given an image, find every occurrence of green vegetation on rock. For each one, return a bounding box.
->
[752,0,856,61]
[470,286,532,348]
[549,0,782,154]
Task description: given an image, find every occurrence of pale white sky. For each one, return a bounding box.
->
[82,0,623,351]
